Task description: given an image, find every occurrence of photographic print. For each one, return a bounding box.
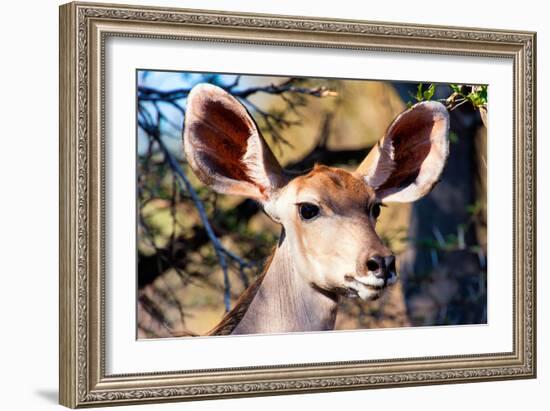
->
[136,71,488,338]
[60,3,535,406]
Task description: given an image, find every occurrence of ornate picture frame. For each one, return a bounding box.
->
[59,1,536,407]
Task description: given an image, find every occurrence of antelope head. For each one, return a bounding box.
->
[184,83,449,303]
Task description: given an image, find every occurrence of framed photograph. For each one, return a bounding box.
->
[59,1,536,408]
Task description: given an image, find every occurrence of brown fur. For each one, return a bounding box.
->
[227,236,340,335]
[181,85,449,336]
[207,166,381,336]
[296,165,377,216]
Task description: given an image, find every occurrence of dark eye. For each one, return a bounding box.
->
[371,203,381,219]
[298,203,320,221]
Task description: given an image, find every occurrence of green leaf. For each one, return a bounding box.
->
[423,84,436,100]
[466,85,488,108]
[416,83,424,101]
[466,201,482,215]
[450,84,462,93]
[479,85,488,102]
[467,92,483,107]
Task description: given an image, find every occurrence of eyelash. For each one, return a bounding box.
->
[370,203,384,219]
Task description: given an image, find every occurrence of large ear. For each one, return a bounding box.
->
[183,83,287,202]
[355,101,450,202]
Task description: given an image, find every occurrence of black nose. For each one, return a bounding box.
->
[366,255,396,281]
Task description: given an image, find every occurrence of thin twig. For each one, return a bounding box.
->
[138,78,337,102]
[139,110,257,311]
[136,77,338,311]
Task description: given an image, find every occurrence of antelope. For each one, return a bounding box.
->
[183,83,449,336]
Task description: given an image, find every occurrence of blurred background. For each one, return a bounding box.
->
[136,71,488,338]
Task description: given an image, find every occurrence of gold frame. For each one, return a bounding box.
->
[59,1,537,408]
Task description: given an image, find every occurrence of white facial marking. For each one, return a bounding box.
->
[344,272,398,301]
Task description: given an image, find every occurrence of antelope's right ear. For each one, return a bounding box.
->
[183,84,287,202]
[355,101,450,203]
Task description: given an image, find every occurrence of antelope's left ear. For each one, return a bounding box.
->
[355,101,450,203]
[183,83,287,203]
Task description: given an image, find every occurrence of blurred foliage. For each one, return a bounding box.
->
[450,84,488,108]
[136,72,488,337]
[406,82,488,111]
[408,83,436,104]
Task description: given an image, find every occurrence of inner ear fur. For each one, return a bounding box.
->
[355,101,450,203]
[183,83,286,201]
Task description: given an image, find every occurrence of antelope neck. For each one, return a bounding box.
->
[231,238,339,335]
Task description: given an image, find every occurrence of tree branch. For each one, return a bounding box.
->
[138,109,257,311]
